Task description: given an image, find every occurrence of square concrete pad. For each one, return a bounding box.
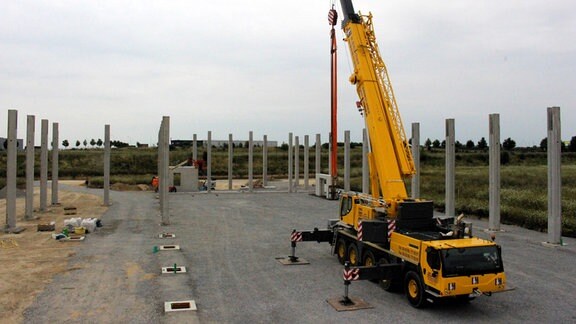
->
[326,296,373,312]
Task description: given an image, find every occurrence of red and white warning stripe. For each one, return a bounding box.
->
[291,232,303,242]
[343,268,360,281]
[388,220,396,241]
[357,221,363,241]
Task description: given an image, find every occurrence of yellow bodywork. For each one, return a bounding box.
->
[390,232,507,296]
[339,192,386,230]
[342,13,414,217]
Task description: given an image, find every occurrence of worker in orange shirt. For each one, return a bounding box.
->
[152,176,159,192]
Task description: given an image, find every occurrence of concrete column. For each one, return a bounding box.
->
[344,130,350,191]
[25,115,35,221]
[263,135,268,187]
[445,119,455,217]
[160,117,170,225]
[304,135,309,190]
[288,133,293,193]
[192,134,198,161]
[328,132,332,176]
[294,136,299,191]
[207,131,212,193]
[248,131,254,193]
[411,123,420,199]
[51,122,59,205]
[5,110,17,230]
[157,123,162,214]
[362,128,369,194]
[103,124,111,206]
[228,134,233,190]
[40,119,49,212]
[315,134,321,176]
[488,114,501,231]
[547,107,562,244]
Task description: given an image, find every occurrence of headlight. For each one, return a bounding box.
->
[448,282,456,290]
[495,277,503,285]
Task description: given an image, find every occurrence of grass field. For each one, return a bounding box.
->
[415,164,576,237]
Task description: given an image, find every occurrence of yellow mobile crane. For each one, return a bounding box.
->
[289,0,508,308]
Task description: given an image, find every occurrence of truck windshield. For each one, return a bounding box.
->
[441,246,503,277]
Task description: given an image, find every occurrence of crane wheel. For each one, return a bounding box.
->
[405,271,428,308]
[336,238,348,265]
[347,243,359,266]
[378,257,400,292]
[363,250,375,267]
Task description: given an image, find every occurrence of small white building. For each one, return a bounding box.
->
[169,165,199,192]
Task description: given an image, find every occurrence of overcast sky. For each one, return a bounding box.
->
[1,0,574,147]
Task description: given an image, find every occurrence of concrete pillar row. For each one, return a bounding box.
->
[445,119,456,217]
[5,110,18,230]
[328,132,332,177]
[25,115,35,221]
[411,123,420,199]
[193,134,198,161]
[51,122,59,205]
[288,133,293,193]
[159,116,170,225]
[157,123,163,211]
[228,134,233,190]
[344,130,350,192]
[294,136,299,191]
[304,135,309,190]
[40,119,49,212]
[207,131,212,193]
[263,135,268,187]
[488,114,501,231]
[315,134,321,177]
[547,107,562,245]
[104,124,111,206]
[362,128,369,194]
[248,131,254,193]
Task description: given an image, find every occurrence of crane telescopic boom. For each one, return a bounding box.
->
[339,0,415,216]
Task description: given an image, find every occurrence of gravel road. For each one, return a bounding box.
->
[23,185,576,323]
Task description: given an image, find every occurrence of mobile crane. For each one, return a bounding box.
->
[290,0,507,308]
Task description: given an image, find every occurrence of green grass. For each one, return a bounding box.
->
[351,164,576,237]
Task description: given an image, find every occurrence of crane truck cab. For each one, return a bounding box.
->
[392,232,507,307]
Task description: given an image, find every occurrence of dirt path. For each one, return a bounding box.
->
[21,188,174,323]
[0,185,107,323]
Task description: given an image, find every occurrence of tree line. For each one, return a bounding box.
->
[422,136,576,152]
[60,139,130,149]
[57,136,576,152]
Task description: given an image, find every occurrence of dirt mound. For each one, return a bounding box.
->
[0,189,108,323]
[0,186,27,199]
[137,184,151,191]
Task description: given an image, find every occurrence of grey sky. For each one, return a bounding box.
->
[1,0,574,147]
